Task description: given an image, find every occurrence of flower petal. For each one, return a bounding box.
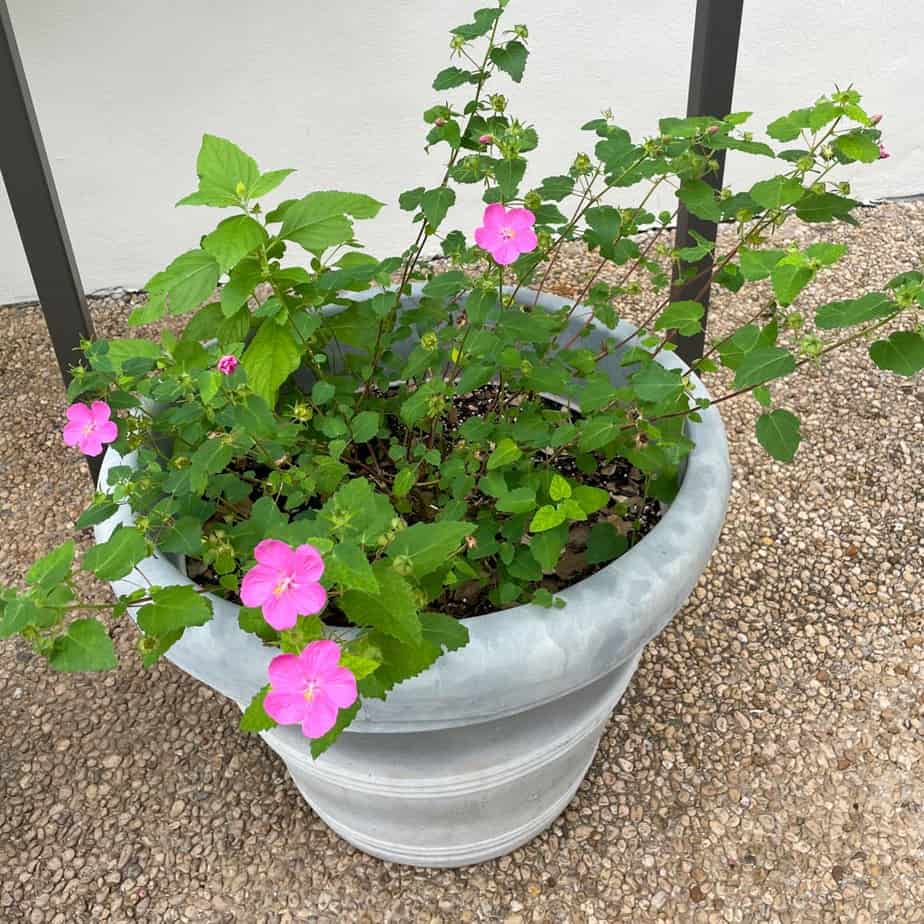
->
[267,653,308,693]
[90,401,112,424]
[301,693,339,739]
[79,436,106,457]
[474,225,504,252]
[261,592,299,630]
[62,421,86,448]
[65,403,92,425]
[481,203,508,230]
[253,539,296,570]
[96,420,118,445]
[298,639,342,679]
[240,563,279,608]
[322,667,358,708]
[294,544,325,582]
[493,240,521,265]
[515,227,538,255]
[507,208,536,231]
[264,690,307,726]
[289,581,327,617]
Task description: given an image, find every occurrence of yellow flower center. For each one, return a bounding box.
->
[303,681,318,702]
[273,575,294,596]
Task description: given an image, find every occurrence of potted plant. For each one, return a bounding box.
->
[2,2,920,868]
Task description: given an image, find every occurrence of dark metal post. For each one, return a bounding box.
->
[672,0,744,364]
[0,0,99,481]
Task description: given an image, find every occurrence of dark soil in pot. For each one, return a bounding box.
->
[182,382,663,622]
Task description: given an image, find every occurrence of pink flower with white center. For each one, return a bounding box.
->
[478,133,493,145]
[217,354,238,375]
[474,204,538,266]
[263,640,358,739]
[878,143,891,160]
[62,401,118,457]
[240,540,327,630]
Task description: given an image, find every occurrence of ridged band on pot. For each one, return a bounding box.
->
[94,286,731,866]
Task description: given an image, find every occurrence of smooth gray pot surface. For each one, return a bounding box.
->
[94,287,731,866]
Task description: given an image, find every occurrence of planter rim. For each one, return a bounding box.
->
[94,286,730,733]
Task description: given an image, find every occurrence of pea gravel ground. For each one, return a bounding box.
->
[1,201,922,924]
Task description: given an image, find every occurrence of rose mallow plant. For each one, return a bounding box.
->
[1,1,921,757]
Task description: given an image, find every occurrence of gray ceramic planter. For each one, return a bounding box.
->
[94,290,730,867]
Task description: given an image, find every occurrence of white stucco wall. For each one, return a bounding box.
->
[1,1,921,304]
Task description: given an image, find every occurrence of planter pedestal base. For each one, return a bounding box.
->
[263,652,641,867]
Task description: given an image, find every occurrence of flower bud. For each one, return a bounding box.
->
[392,555,414,577]
[478,133,493,145]
[879,143,891,160]
[235,181,247,198]
[870,113,883,125]
[426,394,446,417]
[706,124,720,135]
[514,24,528,39]
[490,94,507,113]
[434,117,447,127]
[421,331,439,351]
[291,401,313,422]
[572,152,593,176]
[523,191,542,211]
[217,354,238,375]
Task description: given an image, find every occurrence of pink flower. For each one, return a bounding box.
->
[263,640,358,738]
[240,540,327,630]
[474,204,538,266]
[478,133,493,145]
[217,354,238,375]
[870,113,883,126]
[878,143,890,160]
[62,401,118,457]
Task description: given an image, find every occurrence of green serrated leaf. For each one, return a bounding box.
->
[632,363,684,403]
[549,473,571,501]
[655,300,704,336]
[585,522,628,565]
[486,437,522,471]
[27,541,74,588]
[815,292,896,329]
[529,505,567,533]
[49,619,117,672]
[202,215,268,272]
[240,685,277,732]
[340,565,422,644]
[868,331,924,376]
[749,176,805,210]
[241,319,301,407]
[495,487,536,514]
[733,346,796,389]
[386,522,473,577]
[327,543,380,594]
[677,180,721,222]
[82,527,147,581]
[421,187,456,230]
[489,41,528,83]
[756,409,802,462]
[137,585,212,636]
